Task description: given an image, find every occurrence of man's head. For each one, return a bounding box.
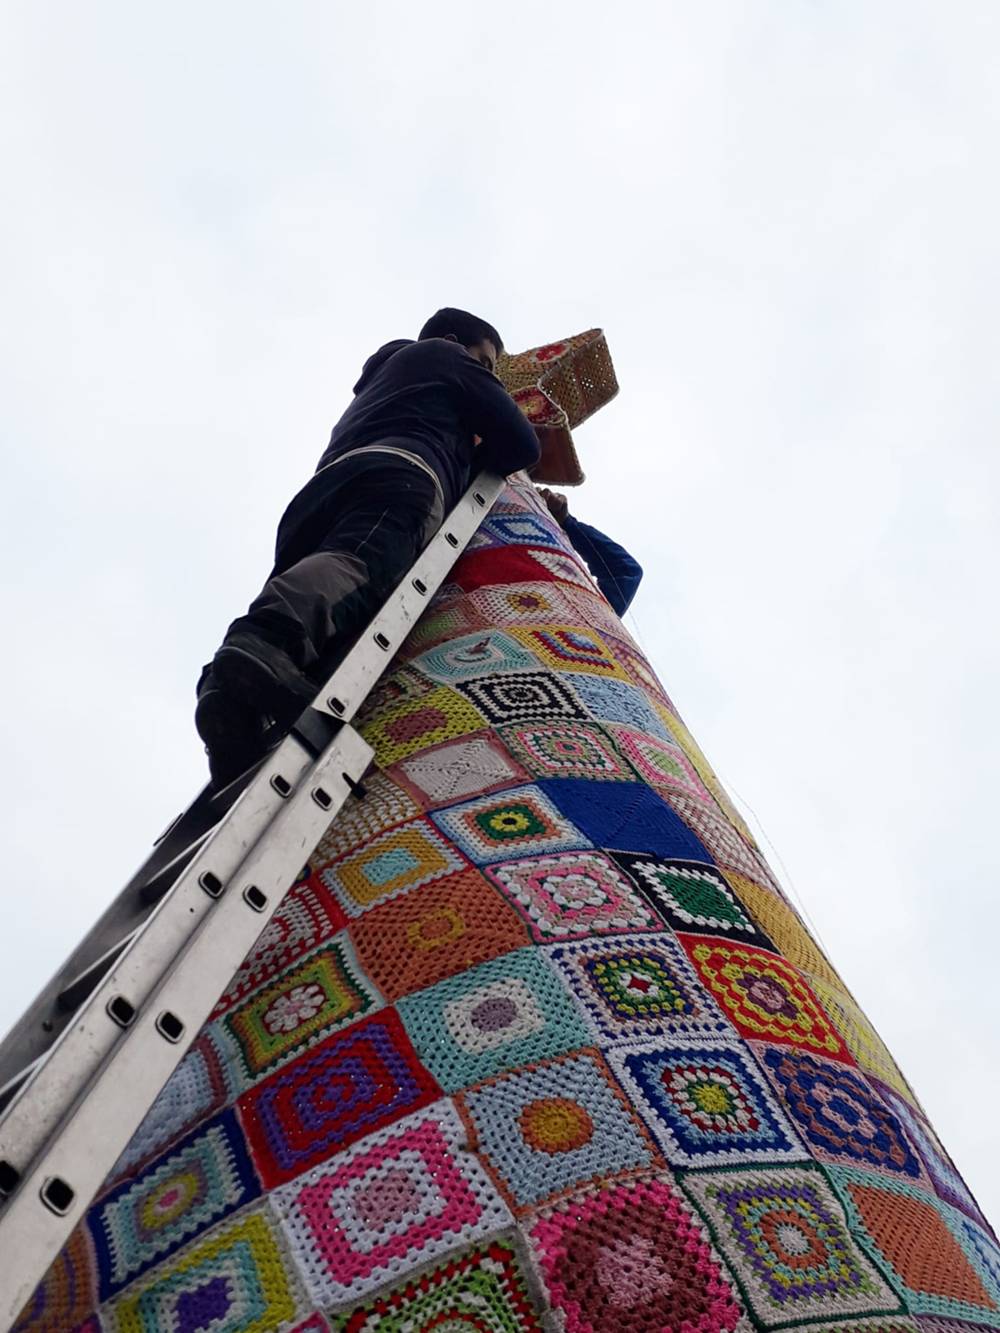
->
[419,307,503,375]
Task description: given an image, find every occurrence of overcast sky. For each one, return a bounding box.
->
[2,2,997,1226]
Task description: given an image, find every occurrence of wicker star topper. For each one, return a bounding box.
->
[497,329,618,486]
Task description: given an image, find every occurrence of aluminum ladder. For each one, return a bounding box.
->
[0,472,504,1329]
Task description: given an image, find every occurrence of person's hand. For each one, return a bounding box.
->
[538,486,569,526]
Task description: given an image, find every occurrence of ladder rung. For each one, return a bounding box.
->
[137,829,213,904]
[0,1057,42,1119]
[56,932,138,1015]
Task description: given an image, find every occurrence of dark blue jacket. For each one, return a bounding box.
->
[563,514,643,617]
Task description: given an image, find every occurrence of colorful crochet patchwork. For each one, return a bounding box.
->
[389,730,530,806]
[11,1225,95,1333]
[349,868,528,1001]
[322,817,467,916]
[500,719,635,782]
[89,1109,260,1299]
[312,772,420,867]
[531,1175,745,1333]
[759,1047,929,1182]
[430,783,590,864]
[606,1035,805,1167]
[273,1103,511,1306]
[485,850,665,941]
[682,936,855,1063]
[682,1165,904,1326]
[618,854,775,946]
[238,1010,439,1188]
[460,1049,656,1211]
[538,777,713,858]
[807,975,918,1102]
[106,1208,301,1332]
[397,946,591,1091]
[833,1167,1000,1324]
[543,931,733,1041]
[455,670,589,725]
[333,1239,543,1332]
[215,939,379,1086]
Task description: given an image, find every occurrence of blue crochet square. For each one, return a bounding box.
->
[564,675,674,739]
[537,779,713,859]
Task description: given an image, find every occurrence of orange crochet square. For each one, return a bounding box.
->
[349,870,529,1001]
[680,936,853,1064]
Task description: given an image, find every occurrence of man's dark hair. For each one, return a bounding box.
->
[419,307,504,354]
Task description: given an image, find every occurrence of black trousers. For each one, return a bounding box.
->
[224,454,444,679]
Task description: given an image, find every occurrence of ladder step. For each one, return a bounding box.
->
[0,1056,42,1119]
[56,931,139,1015]
[137,829,213,905]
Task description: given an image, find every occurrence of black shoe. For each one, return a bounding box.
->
[211,634,316,726]
[195,671,273,788]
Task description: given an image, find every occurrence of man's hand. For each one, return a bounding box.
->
[538,487,569,527]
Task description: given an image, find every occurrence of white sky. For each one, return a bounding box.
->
[2,2,997,1226]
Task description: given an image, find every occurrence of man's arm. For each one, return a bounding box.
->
[452,354,541,475]
[539,488,643,616]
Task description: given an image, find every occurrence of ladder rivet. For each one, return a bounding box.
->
[107,996,136,1028]
[445,532,459,547]
[473,491,486,505]
[0,1160,21,1196]
[40,1176,75,1215]
[199,870,224,898]
[313,787,333,810]
[374,632,391,650]
[412,577,428,595]
[243,884,268,912]
[327,696,346,715]
[270,774,292,798]
[156,1011,185,1043]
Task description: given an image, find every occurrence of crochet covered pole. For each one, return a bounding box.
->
[16,364,1000,1331]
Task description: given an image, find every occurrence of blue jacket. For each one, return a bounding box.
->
[563,514,643,616]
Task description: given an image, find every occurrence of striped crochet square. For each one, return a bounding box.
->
[833,1167,1000,1324]
[412,629,539,684]
[538,778,713,859]
[617,855,775,947]
[485,850,665,942]
[106,1208,302,1332]
[348,869,528,1002]
[238,1010,439,1189]
[759,1047,929,1183]
[566,674,674,739]
[397,946,591,1092]
[605,1036,805,1168]
[334,1239,543,1332]
[313,773,420,868]
[607,725,712,801]
[430,784,589,865]
[322,817,467,917]
[215,938,379,1087]
[681,936,854,1064]
[88,1109,260,1300]
[389,730,530,807]
[543,932,733,1042]
[682,1165,904,1327]
[509,625,629,680]
[273,1103,511,1307]
[10,1225,95,1333]
[460,1049,656,1212]
[530,1175,745,1333]
[499,720,636,783]
[454,670,588,727]
[358,684,485,767]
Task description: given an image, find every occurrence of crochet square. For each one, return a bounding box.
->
[759,1047,929,1183]
[88,1109,260,1300]
[399,597,491,657]
[468,580,579,628]
[530,1175,745,1333]
[454,671,588,726]
[566,674,674,739]
[459,1050,657,1211]
[526,547,596,590]
[109,1033,230,1183]
[616,855,775,947]
[807,976,917,1103]
[500,720,635,782]
[682,1165,903,1326]
[358,684,485,767]
[412,629,540,684]
[106,1208,302,1332]
[608,725,712,801]
[389,730,530,807]
[485,851,665,942]
[508,625,629,680]
[484,512,564,548]
[451,546,565,594]
[608,1034,805,1168]
[334,1239,543,1332]
[273,1103,511,1308]
[397,946,591,1091]
[10,1225,95,1333]
[213,869,348,1016]
[721,871,844,988]
[544,932,733,1044]
[238,1009,439,1188]
[215,938,379,1087]
[832,1167,1000,1323]
[349,869,528,1002]
[430,784,589,865]
[313,772,420,866]
[668,792,776,885]
[323,818,467,917]
[538,778,713,859]
[681,936,854,1064]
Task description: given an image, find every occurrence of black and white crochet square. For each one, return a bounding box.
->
[455,672,588,726]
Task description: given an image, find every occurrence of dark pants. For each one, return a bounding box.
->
[224,454,444,680]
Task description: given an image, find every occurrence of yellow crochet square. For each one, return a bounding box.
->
[359,685,484,767]
[723,871,844,990]
[808,974,919,1105]
[508,624,630,681]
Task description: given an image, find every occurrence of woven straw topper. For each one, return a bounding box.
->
[498,330,618,486]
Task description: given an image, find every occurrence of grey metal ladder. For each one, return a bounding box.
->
[0,472,505,1330]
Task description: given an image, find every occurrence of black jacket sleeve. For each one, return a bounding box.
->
[452,355,541,475]
[563,514,643,616]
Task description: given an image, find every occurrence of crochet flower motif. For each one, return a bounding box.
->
[263,983,326,1034]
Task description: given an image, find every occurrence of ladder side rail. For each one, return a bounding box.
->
[0,726,374,1330]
